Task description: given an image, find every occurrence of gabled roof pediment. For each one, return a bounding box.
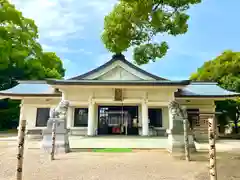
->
[69,54,167,81]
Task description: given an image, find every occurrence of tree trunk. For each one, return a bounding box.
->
[16,119,26,180]
[183,118,190,161]
[234,119,238,134]
[234,111,239,134]
[51,121,56,161]
[208,117,217,180]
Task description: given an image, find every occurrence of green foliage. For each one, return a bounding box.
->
[102,0,201,65]
[190,50,240,133]
[191,50,240,92]
[25,52,65,80]
[0,99,19,130]
[0,0,65,89]
[0,0,65,130]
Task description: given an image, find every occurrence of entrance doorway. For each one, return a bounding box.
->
[98,106,139,135]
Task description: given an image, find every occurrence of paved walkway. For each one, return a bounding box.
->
[1,135,240,152]
[1,146,240,180]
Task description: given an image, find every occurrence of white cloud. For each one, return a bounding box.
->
[11,0,116,42]
[10,0,116,72]
[42,44,92,55]
[11,0,87,41]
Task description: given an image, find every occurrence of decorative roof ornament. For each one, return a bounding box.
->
[112,53,125,60]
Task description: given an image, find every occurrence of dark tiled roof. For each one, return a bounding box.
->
[175,82,240,98]
[47,79,190,86]
[0,80,239,98]
[69,54,167,80]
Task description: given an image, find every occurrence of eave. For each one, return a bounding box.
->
[69,54,167,80]
[47,79,191,86]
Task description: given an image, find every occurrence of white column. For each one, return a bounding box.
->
[138,105,142,127]
[18,103,26,130]
[94,104,98,134]
[141,100,149,136]
[67,107,74,129]
[87,99,95,136]
[168,106,174,130]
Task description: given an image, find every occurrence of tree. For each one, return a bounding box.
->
[0,0,65,130]
[0,0,43,89]
[101,0,201,65]
[191,50,240,133]
[25,52,65,80]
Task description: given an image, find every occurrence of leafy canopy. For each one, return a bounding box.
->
[102,0,201,65]
[191,50,240,92]
[0,0,65,130]
[190,50,240,132]
[0,0,65,90]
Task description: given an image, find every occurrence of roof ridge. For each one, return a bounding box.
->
[69,54,168,80]
[18,80,48,84]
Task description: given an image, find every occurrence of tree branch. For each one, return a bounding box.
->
[152,3,161,12]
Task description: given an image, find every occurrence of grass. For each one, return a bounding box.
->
[92,148,132,152]
[0,129,17,137]
[0,129,17,133]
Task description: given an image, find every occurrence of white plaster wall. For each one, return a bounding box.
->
[97,66,142,80]
[23,105,37,129]
[63,87,176,104]
[177,99,215,111]
[22,98,60,129]
[147,89,174,102]
[162,107,169,129]
[21,88,175,131]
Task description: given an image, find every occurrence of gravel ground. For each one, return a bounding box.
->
[0,143,240,180]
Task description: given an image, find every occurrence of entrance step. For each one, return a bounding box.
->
[25,136,169,149]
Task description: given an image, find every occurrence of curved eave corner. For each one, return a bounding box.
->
[175,82,240,99]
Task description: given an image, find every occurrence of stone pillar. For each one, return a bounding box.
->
[87,99,95,136]
[141,100,149,136]
[167,101,185,153]
[41,92,70,153]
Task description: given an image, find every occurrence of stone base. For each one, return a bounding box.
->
[167,133,196,153]
[41,134,70,153]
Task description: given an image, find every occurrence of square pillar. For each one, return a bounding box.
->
[167,104,185,153]
[87,100,95,136]
[67,106,74,129]
[141,100,149,136]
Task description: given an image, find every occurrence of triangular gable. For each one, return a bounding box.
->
[96,66,143,80]
[69,54,167,81]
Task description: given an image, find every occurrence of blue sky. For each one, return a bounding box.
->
[12,0,240,80]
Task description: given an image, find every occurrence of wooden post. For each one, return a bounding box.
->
[51,120,57,160]
[16,119,26,180]
[183,118,190,161]
[208,117,217,180]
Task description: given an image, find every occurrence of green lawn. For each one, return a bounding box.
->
[92,148,132,152]
[0,129,17,137]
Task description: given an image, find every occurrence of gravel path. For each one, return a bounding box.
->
[0,144,240,180]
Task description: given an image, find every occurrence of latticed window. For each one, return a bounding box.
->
[36,108,50,127]
[74,108,88,127]
[187,109,200,128]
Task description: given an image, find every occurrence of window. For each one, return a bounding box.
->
[187,109,200,128]
[148,108,162,127]
[36,108,50,127]
[74,108,88,127]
